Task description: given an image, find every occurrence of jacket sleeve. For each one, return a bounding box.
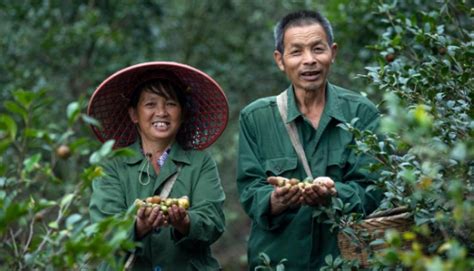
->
[89,160,143,253]
[334,112,383,216]
[89,160,128,221]
[236,111,298,231]
[172,153,226,248]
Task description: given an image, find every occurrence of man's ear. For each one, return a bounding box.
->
[273,50,285,71]
[128,107,138,123]
[331,43,338,63]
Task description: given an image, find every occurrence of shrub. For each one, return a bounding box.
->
[0,89,135,270]
[335,0,473,269]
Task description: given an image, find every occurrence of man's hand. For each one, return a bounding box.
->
[268,176,303,215]
[302,176,337,206]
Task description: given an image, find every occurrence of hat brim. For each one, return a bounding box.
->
[87,61,229,150]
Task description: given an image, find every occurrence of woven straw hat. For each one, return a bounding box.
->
[87,61,229,150]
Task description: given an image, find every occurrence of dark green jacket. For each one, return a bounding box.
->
[237,83,382,270]
[90,141,225,271]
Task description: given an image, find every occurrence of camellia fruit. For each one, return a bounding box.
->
[135,196,190,217]
[56,144,71,159]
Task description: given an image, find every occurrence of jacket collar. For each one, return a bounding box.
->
[285,82,348,124]
[125,141,191,194]
[125,141,191,166]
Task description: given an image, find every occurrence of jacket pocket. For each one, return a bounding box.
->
[264,157,298,176]
[325,147,348,182]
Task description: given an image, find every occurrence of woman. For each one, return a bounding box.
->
[88,62,229,270]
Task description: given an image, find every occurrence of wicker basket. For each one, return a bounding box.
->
[337,206,413,267]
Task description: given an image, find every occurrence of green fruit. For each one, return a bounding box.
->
[165,198,173,207]
[178,197,190,209]
[134,199,145,208]
[160,205,168,215]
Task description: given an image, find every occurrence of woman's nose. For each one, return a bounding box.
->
[155,103,168,116]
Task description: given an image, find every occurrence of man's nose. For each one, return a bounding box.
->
[302,49,317,64]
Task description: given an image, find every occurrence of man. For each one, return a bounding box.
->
[237,10,382,270]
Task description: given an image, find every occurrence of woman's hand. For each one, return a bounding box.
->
[135,206,168,239]
[168,205,190,235]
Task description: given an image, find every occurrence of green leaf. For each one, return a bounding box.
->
[332,197,344,211]
[14,90,36,108]
[24,252,36,266]
[66,214,82,229]
[67,102,81,126]
[3,101,27,121]
[0,139,12,155]
[450,143,466,161]
[369,238,386,247]
[89,140,115,164]
[23,153,42,173]
[60,193,75,209]
[81,114,102,128]
[325,254,333,265]
[48,221,59,229]
[99,140,115,156]
[0,114,18,140]
[259,252,271,265]
[276,263,286,271]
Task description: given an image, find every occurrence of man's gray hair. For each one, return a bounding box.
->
[274,10,334,53]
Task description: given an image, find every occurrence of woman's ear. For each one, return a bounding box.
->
[128,107,138,123]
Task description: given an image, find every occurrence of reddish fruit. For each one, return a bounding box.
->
[56,145,71,159]
[385,53,395,63]
[289,178,299,186]
[34,212,44,222]
[438,47,447,55]
[152,196,161,204]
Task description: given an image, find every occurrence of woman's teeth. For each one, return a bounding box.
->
[153,121,168,128]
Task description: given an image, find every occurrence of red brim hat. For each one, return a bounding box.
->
[87,61,229,150]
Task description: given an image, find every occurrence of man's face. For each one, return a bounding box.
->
[274,23,337,94]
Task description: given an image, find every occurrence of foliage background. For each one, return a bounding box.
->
[0,0,472,270]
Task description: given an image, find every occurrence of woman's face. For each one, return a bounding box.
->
[128,90,183,146]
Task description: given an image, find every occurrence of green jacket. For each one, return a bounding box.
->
[237,83,382,270]
[90,141,225,271]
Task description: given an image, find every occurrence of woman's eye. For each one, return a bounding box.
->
[166,101,177,106]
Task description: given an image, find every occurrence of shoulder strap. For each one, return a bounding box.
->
[125,163,183,271]
[276,91,313,179]
[159,163,183,199]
